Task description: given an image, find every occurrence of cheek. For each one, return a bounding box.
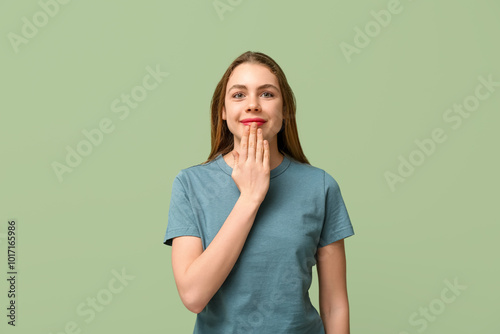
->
[272,121,283,134]
[224,110,240,135]
[224,103,237,119]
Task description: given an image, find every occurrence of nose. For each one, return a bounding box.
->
[246,95,260,112]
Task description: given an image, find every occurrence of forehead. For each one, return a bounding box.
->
[227,63,278,86]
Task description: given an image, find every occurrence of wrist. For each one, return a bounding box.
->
[238,194,262,207]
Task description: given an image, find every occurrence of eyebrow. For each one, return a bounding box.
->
[227,84,280,93]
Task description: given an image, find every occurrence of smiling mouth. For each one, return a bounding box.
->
[241,121,266,126]
[240,118,267,126]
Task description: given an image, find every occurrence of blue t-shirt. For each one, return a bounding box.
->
[163,153,355,333]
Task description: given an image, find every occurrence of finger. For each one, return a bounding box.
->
[263,140,270,170]
[247,122,257,161]
[232,151,239,169]
[256,128,263,163]
[240,124,249,162]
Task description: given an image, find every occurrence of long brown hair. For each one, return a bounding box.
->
[202,51,310,165]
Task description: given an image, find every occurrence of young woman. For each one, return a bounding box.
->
[163,51,355,333]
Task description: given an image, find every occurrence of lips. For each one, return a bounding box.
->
[241,118,267,126]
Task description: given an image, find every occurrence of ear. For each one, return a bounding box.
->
[222,106,226,120]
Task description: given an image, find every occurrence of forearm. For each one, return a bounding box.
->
[321,305,350,334]
[183,195,260,312]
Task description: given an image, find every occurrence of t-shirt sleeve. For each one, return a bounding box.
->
[163,171,201,246]
[318,171,355,248]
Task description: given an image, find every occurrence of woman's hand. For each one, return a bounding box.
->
[231,122,270,204]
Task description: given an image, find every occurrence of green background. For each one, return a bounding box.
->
[1,0,499,333]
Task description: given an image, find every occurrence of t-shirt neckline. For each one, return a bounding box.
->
[215,152,291,178]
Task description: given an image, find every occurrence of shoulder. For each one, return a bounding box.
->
[287,155,323,176]
[171,158,224,193]
[175,158,219,179]
[287,156,340,189]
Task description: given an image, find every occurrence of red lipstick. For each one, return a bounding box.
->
[241,118,266,126]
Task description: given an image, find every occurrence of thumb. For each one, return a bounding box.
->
[232,151,239,168]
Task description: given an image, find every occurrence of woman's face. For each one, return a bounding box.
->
[222,63,283,148]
